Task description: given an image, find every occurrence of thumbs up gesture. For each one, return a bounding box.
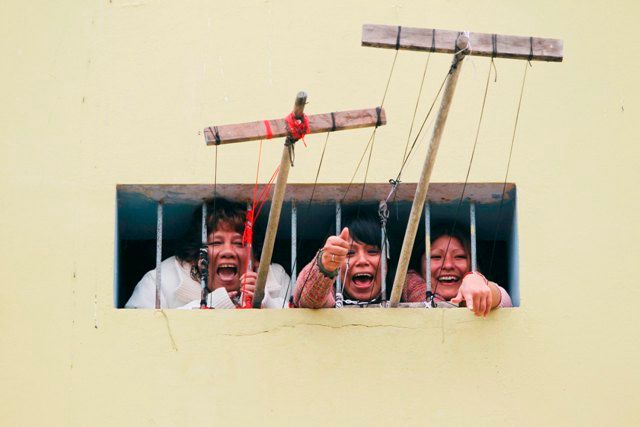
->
[321,227,351,271]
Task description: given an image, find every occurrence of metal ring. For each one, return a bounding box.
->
[331,254,336,263]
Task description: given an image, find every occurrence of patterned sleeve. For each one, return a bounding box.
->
[402,269,427,303]
[293,254,336,308]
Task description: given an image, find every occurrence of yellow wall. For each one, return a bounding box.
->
[2,1,639,425]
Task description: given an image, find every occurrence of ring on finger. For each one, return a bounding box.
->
[331,254,336,263]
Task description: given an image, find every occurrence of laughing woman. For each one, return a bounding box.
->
[403,225,512,316]
[125,198,290,309]
[294,216,387,308]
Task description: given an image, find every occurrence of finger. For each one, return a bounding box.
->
[324,244,349,256]
[450,290,464,305]
[464,292,474,311]
[476,294,486,317]
[339,227,350,242]
[483,293,491,317]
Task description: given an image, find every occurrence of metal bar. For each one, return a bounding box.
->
[253,91,308,308]
[204,107,387,146]
[362,24,563,62]
[470,202,477,271]
[389,35,469,307]
[200,202,208,301]
[289,200,297,302]
[335,201,342,294]
[154,201,163,309]
[425,203,431,295]
[380,225,387,301]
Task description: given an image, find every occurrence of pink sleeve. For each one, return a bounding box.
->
[293,255,336,308]
[495,283,513,308]
[402,270,427,302]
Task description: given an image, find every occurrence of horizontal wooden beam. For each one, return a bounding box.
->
[204,107,386,146]
[118,183,516,205]
[362,24,563,62]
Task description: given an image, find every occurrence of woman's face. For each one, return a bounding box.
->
[421,235,470,301]
[342,241,382,301]
[206,223,251,292]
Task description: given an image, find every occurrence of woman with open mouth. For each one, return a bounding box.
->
[126,198,290,309]
[294,215,388,308]
[403,225,512,316]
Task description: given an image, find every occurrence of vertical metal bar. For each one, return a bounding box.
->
[200,202,208,299]
[380,215,387,302]
[290,200,297,301]
[424,203,431,295]
[155,201,163,309]
[470,202,477,271]
[335,201,342,294]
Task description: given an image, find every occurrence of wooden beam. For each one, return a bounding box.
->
[362,24,563,62]
[204,107,386,146]
[117,183,517,205]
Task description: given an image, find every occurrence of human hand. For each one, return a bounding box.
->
[450,272,492,317]
[321,227,351,271]
[240,270,257,300]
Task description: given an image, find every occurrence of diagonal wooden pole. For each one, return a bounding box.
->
[204,94,387,308]
[361,25,562,307]
[252,92,306,308]
[388,34,470,307]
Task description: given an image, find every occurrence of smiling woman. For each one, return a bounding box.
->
[403,224,513,316]
[124,198,290,309]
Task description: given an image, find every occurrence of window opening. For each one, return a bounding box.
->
[116,183,518,308]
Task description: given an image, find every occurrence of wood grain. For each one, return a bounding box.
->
[362,24,563,62]
[204,107,386,146]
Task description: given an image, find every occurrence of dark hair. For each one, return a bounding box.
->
[175,198,248,266]
[346,215,381,249]
[409,222,471,272]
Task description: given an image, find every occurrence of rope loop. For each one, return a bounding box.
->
[330,112,336,132]
[491,34,498,58]
[430,29,436,52]
[528,36,534,65]
[375,106,382,128]
[209,126,221,145]
[263,120,273,139]
[284,112,310,141]
[395,26,402,50]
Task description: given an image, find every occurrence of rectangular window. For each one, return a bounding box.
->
[115,183,518,308]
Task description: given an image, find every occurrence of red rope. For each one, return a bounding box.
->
[285,112,310,147]
[263,120,273,140]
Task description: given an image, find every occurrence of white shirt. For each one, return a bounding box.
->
[125,256,291,309]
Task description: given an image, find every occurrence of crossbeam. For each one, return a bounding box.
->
[362,24,563,62]
[204,107,386,145]
[204,92,387,309]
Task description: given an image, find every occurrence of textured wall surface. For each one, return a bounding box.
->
[1,1,639,425]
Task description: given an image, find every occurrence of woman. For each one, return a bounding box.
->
[126,198,290,309]
[294,216,386,308]
[404,225,512,316]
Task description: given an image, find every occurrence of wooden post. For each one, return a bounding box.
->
[253,92,307,308]
[388,34,470,307]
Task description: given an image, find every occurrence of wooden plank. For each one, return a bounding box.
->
[117,183,517,205]
[204,107,386,146]
[362,24,563,62]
